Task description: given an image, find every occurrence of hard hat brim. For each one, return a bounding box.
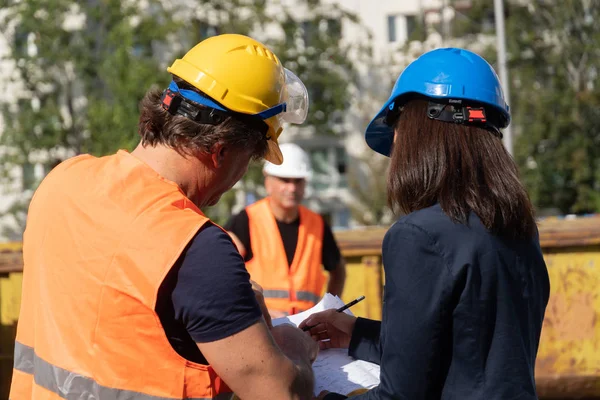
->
[264,169,311,179]
[264,139,284,165]
[365,98,395,157]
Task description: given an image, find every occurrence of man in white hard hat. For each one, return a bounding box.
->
[226,143,346,317]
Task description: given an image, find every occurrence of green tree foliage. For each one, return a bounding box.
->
[0,0,176,238]
[448,0,600,214]
[0,0,174,158]
[508,0,600,214]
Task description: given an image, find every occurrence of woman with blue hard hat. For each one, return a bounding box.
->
[301,48,550,400]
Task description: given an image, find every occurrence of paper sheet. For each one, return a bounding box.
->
[272,294,380,396]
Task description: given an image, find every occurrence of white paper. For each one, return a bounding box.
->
[272,294,380,396]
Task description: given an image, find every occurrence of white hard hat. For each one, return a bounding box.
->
[263,143,312,179]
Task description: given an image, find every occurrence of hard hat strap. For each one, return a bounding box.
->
[161,82,269,137]
[426,101,503,138]
[257,103,287,120]
[385,97,503,139]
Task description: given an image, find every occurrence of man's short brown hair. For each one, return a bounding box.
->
[138,78,268,159]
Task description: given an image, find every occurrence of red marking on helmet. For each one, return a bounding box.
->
[163,93,174,107]
[467,108,486,122]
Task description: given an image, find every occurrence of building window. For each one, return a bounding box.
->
[310,148,330,191]
[22,162,35,191]
[406,15,417,39]
[387,14,417,44]
[301,17,342,47]
[307,146,348,192]
[326,18,342,40]
[333,208,351,229]
[301,20,316,46]
[335,147,347,175]
[387,15,397,42]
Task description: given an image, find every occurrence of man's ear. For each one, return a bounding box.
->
[210,142,226,168]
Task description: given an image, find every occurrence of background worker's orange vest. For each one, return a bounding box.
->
[10,150,232,400]
[246,198,326,315]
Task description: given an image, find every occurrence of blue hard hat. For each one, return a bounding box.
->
[365,47,511,156]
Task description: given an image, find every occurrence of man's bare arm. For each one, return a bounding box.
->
[198,320,317,400]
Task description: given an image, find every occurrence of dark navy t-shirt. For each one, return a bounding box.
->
[155,223,262,364]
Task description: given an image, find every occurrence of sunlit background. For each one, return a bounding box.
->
[1,1,599,398]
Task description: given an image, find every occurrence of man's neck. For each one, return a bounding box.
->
[268,199,299,224]
[131,143,213,208]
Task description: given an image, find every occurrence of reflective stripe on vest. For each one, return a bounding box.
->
[263,290,320,304]
[13,342,232,400]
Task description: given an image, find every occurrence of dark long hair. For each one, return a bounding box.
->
[387,99,536,238]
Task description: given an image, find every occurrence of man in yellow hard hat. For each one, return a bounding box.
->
[10,34,317,400]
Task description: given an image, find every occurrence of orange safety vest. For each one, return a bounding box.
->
[10,150,232,400]
[245,198,326,315]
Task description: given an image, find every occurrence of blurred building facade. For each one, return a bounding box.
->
[0,0,487,239]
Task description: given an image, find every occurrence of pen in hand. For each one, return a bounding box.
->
[302,295,366,331]
[335,295,365,313]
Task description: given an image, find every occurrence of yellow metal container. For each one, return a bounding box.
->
[0,246,22,400]
[1,216,600,398]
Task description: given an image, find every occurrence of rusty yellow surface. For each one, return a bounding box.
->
[0,273,22,326]
[0,242,22,253]
[0,272,20,399]
[339,256,383,320]
[535,248,600,393]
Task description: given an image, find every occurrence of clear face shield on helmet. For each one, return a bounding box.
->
[278,68,309,124]
[256,68,309,126]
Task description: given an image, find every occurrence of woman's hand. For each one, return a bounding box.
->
[299,309,357,349]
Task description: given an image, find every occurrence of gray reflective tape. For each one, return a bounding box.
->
[262,289,289,299]
[13,341,34,374]
[296,291,320,304]
[13,341,232,400]
[263,290,320,304]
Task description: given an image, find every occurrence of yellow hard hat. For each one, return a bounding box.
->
[166,34,309,165]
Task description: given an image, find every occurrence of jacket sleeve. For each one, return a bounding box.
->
[348,318,382,364]
[346,222,455,400]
